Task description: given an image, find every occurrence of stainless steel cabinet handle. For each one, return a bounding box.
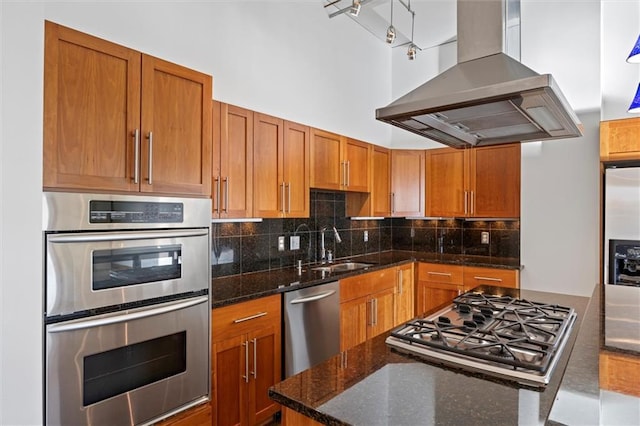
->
[223,177,229,213]
[233,312,267,323]
[47,296,208,333]
[287,182,291,213]
[289,290,336,304]
[464,191,468,215]
[133,129,140,184]
[471,191,475,215]
[346,161,350,187]
[427,271,452,277]
[373,298,378,326]
[242,340,249,383]
[214,176,221,213]
[250,338,257,379]
[281,182,286,213]
[48,229,208,243]
[473,276,502,282]
[391,192,395,214]
[146,132,153,185]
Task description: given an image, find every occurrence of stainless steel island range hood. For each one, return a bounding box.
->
[376,0,582,148]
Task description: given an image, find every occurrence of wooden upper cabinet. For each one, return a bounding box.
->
[391,150,425,217]
[425,148,466,217]
[371,146,392,217]
[311,128,344,190]
[600,117,640,161]
[344,138,371,192]
[425,144,520,218]
[471,144,520,218]
[310,129,370,192]
[252,115,310,218]
[140,55,212,196]
[43,21,212,196]
[214,102,253,218]
[283,121,311,218]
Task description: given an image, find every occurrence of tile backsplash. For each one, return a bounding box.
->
[211,190,519,278]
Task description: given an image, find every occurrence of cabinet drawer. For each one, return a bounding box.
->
[463,266,519,290]
[418,263,463,284]
[212,294,281,340]
[340,268,395,303]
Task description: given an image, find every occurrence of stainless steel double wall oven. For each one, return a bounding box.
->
[43,192,211,426]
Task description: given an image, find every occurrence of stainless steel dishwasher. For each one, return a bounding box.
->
[284,281,340,378]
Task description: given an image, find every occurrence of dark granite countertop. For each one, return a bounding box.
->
[211,250,521,308]
[269,286,592,426]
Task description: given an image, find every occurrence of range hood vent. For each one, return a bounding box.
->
[376,0,582,148]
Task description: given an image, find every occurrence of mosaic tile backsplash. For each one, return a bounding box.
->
[211,190,520,278]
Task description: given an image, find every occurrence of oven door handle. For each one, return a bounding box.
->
[47,229,209,243]
[47,296,208,333]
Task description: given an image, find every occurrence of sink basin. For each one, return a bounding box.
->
[312,262,373,273]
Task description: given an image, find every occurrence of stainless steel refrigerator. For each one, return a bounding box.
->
[603,165,640,352]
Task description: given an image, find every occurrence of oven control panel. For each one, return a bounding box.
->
[89,200,184,223]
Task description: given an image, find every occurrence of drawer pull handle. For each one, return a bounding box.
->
[473,276,502,282]
[428,272,452,277]
[233,312,267,323]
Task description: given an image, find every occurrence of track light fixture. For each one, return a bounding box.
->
[407,44,417,60]
[349,0,361,17]
[386,0,396,44]
[407,1,416,60]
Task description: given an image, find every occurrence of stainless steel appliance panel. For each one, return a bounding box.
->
[604,167,640,284]
[284,281,340,378]
[605,284,640,351]
[46,296,209,426]
[46,229,209,316]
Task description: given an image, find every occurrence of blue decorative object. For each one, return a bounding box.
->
[627,34,640,63]
[629,83,640,113]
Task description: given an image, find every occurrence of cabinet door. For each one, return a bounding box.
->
[310,129,343,190]
[253,113,284,218]
[600,118,640,161]
[395,264,415,325]
[368,287,396,338]
[340,296,368,351]
[140,55,212,196]
[155,403,211,426]
[425,148,467,217]
[372,146,392,217]
[416,281,462,316]
[43,21,141,192]
[247,325,281,426]
[212,334,247,426]
[283,121,311,218]
[220,104,253,218]
[470,144,520,218]
[391,150,425,217]
[344,138,370,192]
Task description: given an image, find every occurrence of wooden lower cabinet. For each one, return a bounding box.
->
[339,268,396,351]
[600,350,640,397]
[211,295,281,426]
[282,407,322,426]
[395,263,415,324]
[154,403,212,426]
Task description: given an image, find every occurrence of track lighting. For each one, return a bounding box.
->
[349,0,361,17]
[407,44,417,60]
[386,0,395,44]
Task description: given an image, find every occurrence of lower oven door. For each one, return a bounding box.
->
[45,296,209,426]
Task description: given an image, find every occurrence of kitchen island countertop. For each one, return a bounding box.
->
[211,250,521,308]
[269,286,596,426]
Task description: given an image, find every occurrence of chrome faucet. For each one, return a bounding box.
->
[320,226,342,263]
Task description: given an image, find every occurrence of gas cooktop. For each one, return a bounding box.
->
[386,288,577,387]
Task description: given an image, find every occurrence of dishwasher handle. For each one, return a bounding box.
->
[289,290,336,305]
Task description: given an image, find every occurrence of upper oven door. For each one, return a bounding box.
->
[46,229,209,316]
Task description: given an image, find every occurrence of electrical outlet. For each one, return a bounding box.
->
[278,236,285,251]
[290,235,300,250]
[481,231,490,245]
[363,230,368,242]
